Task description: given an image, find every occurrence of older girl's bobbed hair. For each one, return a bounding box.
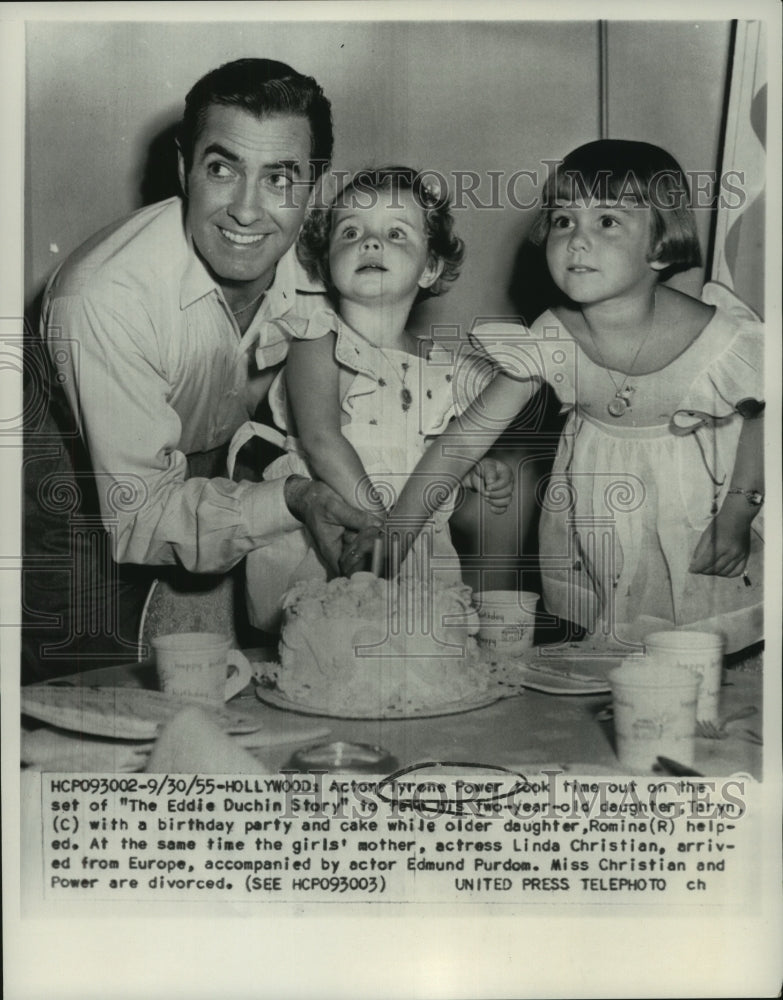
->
[529,139,702,279]
[297,166,465,303]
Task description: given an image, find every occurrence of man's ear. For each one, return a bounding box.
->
[418,255,445,290]
[176,142,187,197]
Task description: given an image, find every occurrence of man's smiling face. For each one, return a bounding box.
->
[179,103,313,300]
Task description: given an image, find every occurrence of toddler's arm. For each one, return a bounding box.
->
[286,335,383,514]
[689,412,764,577]
[385,371,538,563]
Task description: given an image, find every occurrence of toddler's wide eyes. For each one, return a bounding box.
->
[340,227,358,240]
[387,228,404,240]
[600,215,620,228]
[551,215,572,230]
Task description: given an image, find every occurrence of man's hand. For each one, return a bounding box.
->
[284,476,382,576]
[465,457,514,514]
[340,524,387,578]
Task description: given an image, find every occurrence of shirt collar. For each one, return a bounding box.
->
[260,242,324,321]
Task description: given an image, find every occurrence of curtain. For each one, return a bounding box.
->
[710,21,766,317]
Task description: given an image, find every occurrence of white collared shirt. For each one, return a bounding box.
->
[42,197,328,571]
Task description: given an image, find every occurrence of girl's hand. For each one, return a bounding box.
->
[689,498,755,577]
[465,458,514,514]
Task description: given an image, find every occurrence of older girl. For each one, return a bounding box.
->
[371,141,763,652]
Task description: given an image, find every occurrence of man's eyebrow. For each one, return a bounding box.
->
[200,146,306,176]
[201,143,241,163]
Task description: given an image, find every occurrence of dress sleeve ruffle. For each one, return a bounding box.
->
[680,283,764,416]
[675,283,765,528]
[253,309,339,370]
[469,319,577,406]
[334,323,379,414]
[419,343,496,437]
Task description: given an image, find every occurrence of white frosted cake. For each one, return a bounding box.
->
[275,573,487,716]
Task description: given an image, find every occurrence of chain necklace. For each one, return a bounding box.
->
[229,288,266,318]
[585,294,656,418]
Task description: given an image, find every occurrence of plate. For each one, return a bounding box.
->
[255,683,505,720]
[512,663,612,696]
[503,761,621,776]
[21,685,262,740]
[485,654,615,696]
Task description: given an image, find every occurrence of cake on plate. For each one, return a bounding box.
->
[274,573,487,716]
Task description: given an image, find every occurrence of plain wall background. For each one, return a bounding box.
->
[25,19,732,335]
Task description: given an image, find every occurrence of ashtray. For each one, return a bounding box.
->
[286,740,398,774]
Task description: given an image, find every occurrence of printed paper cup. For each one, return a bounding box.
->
[609,660,701,773]
[474,591,539,657]
[153,632,251,706]
[644,630,725,724]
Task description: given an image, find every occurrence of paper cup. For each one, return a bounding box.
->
[474,591,539,657]
[609,660,701,773]
[644,630,725,724]
[152,632,251,706]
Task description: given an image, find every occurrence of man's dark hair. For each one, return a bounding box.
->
[178,58,333,179]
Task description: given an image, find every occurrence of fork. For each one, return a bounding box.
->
[696,705,758,739]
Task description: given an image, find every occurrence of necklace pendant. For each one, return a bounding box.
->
[607,385,635,418]
[607,396,629,418]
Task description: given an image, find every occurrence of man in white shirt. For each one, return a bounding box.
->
[23,59,379,681]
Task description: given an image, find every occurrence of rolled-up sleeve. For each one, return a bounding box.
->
[45,291,300,573]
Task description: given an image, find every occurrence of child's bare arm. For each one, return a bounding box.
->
[286,335,382,513]
[386,371,538,559]
[689,413,764,576]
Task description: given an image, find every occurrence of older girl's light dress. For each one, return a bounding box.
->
[472,283,763,654]
[229,310,493,631]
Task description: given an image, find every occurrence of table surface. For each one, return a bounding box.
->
[23,648,764,779]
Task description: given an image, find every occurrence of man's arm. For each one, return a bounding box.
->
[45,290,366,573]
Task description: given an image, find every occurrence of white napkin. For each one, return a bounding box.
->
[22,728,153,772]
[146,707,270,774]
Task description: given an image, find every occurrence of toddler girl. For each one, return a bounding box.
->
[379,140,763,653]
[231,166,511,630]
